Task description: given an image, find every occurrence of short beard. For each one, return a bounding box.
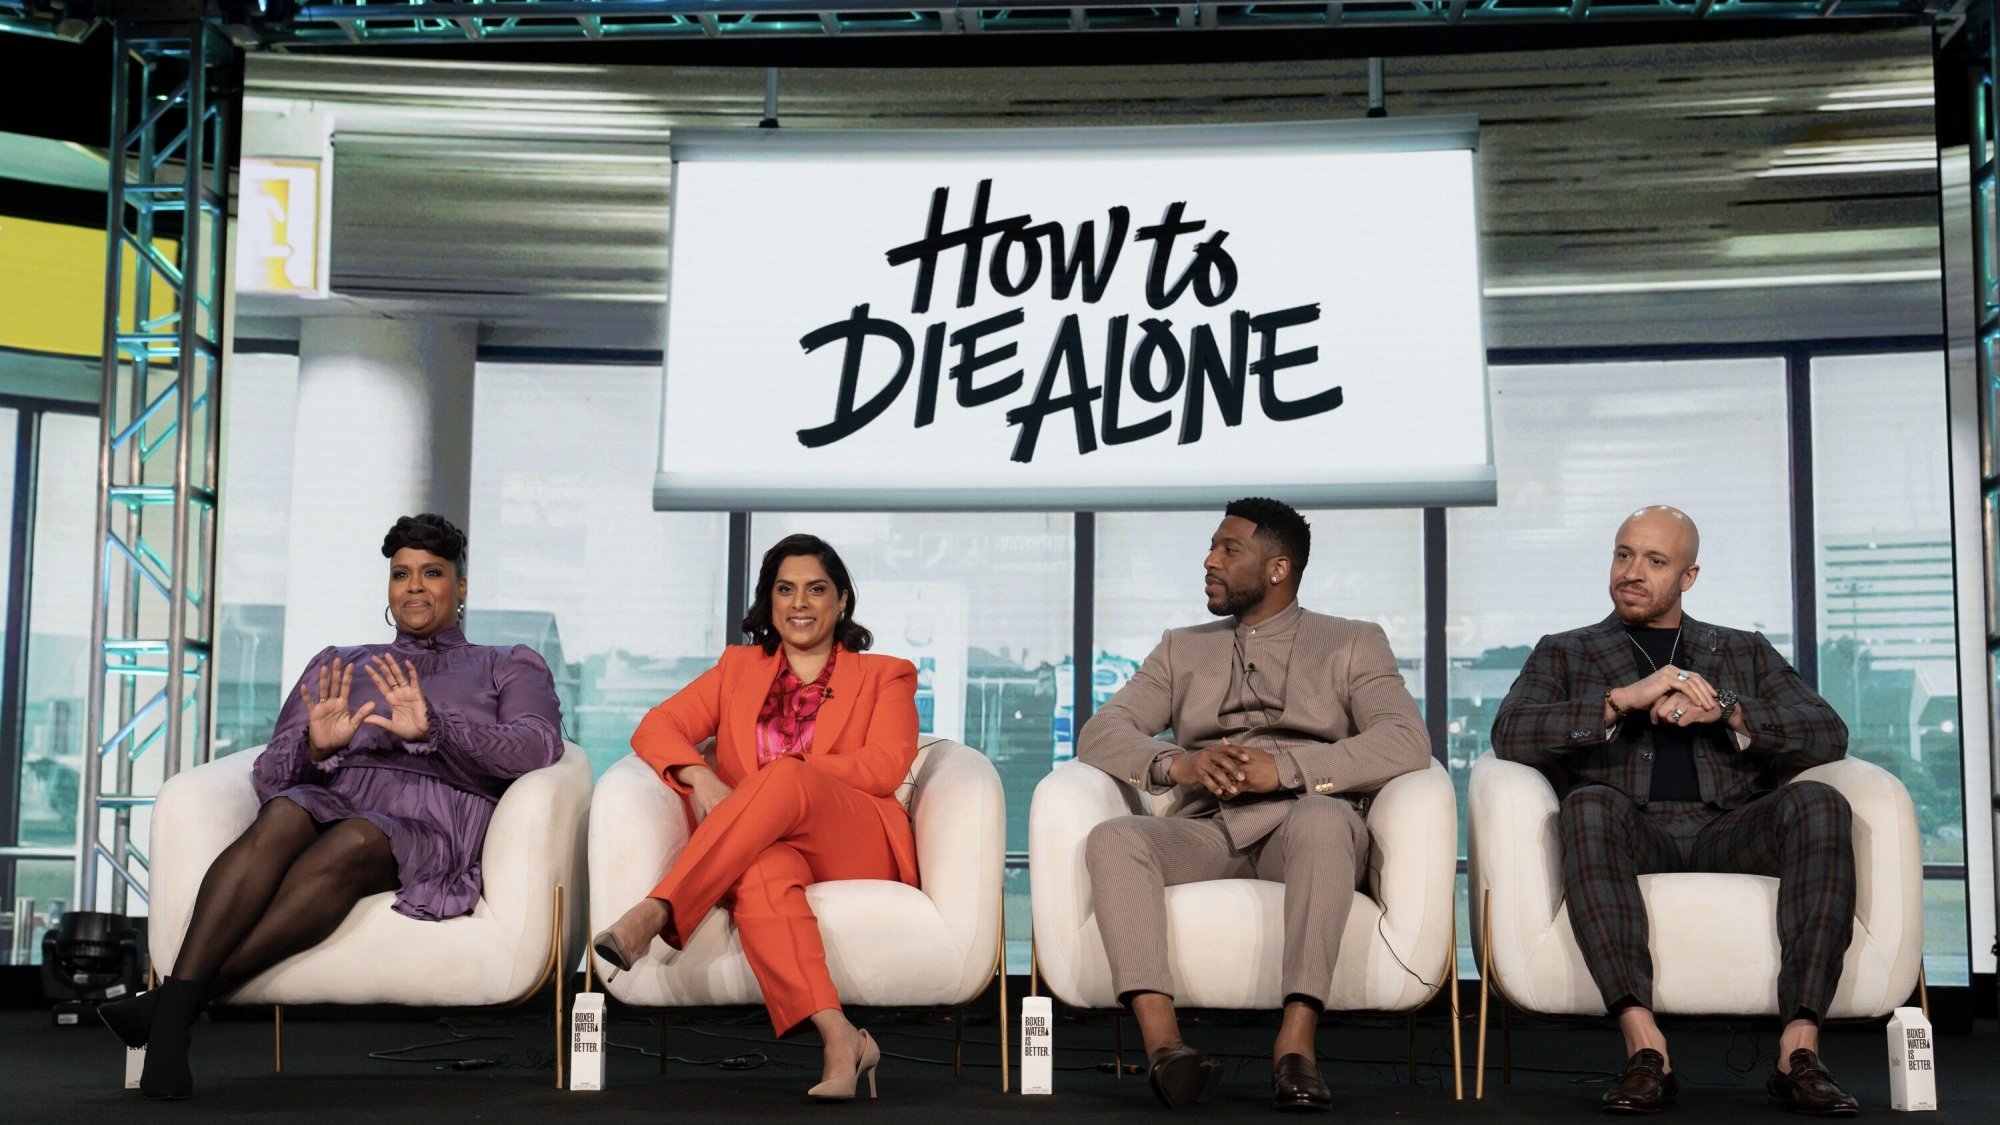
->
[1208,583,1264,619]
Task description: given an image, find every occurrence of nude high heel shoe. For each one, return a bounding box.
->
[806,1028,880,1101]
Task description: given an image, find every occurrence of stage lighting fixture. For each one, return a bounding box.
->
[41,911,147,1028]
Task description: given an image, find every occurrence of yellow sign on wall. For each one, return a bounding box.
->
[0,215,181,358]
[237,157,326,297]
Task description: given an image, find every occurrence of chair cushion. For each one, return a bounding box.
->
[600,880,970,1009]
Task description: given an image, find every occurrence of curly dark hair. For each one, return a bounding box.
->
[1224,496,1310,577]
[741,534,872,655]
[381,513,468,575]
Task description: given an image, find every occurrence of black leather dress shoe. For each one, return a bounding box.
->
[1148,1044,1224,1108]
[1766,1049,1859,1116]
[1272,1053,1332,1113]
[1602,1049,1679,1114]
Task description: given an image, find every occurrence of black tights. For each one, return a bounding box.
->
[170,797,400,997]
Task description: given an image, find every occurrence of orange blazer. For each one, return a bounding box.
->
[630,644,921,885]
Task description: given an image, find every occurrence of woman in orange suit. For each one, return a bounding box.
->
[592,533,917,1101]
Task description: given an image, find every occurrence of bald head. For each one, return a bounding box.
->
[1608,506,1701,627]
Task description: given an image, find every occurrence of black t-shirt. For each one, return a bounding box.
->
[1624,625,1703,802]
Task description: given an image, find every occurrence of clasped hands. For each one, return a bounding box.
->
[299,653,432,758]
[1606,664,1722,729]
[1168,739,1282,799]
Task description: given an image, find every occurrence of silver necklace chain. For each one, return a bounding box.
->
[1626,626,1681,673]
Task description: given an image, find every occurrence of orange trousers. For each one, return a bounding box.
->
[648,756,908,1037]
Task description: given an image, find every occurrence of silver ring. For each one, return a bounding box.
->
[1671,707,1685,720]
[1675,670,1691,682]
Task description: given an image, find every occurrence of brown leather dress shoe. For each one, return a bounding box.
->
[1766,1049,1860,1116]
[1272,1053,1332,1113]
[1148,1044,1225,1108]
[1602,1048,1679,1114]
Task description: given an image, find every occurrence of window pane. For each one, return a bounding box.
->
[752,511,1073,973]
[1812,351,1967,984]
[215,353,301,758]
[22,413,99,858]
[469,363,728,777]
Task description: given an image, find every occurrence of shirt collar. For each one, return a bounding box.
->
[1235,599,1304,641]
[393,623,467,653]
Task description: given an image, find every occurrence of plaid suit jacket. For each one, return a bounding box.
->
[1489,613,1846,808]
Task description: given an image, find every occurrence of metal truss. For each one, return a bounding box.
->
[76,20,233,913]
[260,1,1943,47]
[0,0,1942,49]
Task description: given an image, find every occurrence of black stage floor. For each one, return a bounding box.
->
[6,997,1994,1122]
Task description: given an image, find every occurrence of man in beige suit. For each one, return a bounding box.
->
[1080,497,1431,1112]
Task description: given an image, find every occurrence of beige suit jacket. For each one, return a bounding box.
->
[1078,607,1431,848]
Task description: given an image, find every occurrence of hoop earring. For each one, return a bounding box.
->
[383,605,395,627]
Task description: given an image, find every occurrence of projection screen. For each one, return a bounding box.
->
[656,119,1491,511]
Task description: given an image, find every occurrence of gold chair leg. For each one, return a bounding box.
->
[999,952,1011,1093]
[552,882,565,1091]
[1476,888,1491,1100]
[1449,905,1464,1102]
[1918,964,1930,1022]
[273,1004,283,1073]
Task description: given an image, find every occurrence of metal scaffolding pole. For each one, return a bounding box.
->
[75,18,234,914]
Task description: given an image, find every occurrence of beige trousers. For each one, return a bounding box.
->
[1082,794,1369,1007]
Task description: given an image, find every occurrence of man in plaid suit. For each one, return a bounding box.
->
[1490,506,1859,1116]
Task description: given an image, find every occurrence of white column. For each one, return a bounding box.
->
[281,317,476,677]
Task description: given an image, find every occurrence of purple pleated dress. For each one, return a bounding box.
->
[252,624,565,921]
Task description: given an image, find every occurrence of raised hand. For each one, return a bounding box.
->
[300,657,374,759]
[361,653,431,742]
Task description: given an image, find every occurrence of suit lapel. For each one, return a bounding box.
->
[1676,614,1723,677]
[1181,626,1234,742]
[1583,614,1647,684]
[811,647,862,753]
[727,647,779,779]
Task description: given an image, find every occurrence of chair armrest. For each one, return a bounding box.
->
[1027,760,1142,947]
[908,739,1006,987]
[149,748,265,974]
[1466,751,1565,963]
[586,755,694,942]
[1364,759,1458,974]
[1790,757,1923,992]
[480,744,593,935]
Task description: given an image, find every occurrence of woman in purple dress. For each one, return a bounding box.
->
[98,513,565,1100]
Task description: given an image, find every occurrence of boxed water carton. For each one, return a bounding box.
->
[570,991,606,1091]
[1885,1005,1936,1111]
[1021,995,1053,1095]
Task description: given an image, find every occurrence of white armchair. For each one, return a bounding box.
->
[586,736,1007,1081]
[147,743,592,1079]
[1466,751,1924,1094]
[1028,757,1462,1091]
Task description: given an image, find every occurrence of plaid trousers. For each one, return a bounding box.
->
[1558,781,1856,1022]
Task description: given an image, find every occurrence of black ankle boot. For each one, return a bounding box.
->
[138,977,204,1100]
[98,986,161,1048]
